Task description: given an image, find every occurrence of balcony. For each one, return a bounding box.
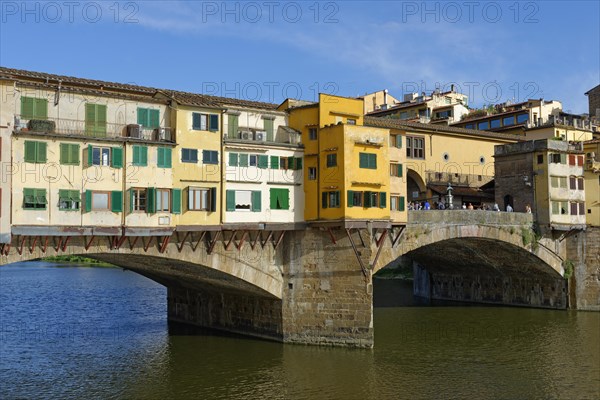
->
[224,126,303,147]
[13,115,173,142]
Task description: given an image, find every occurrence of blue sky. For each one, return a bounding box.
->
[1,1,598,112]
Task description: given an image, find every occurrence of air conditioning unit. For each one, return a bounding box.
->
[154,127,172,142]
[127,124,142,138]
[255,130,266,141]
[240,130,252,140]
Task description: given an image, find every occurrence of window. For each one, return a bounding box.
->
[60,143,80,165]
[131,188,147,212]
[347,118,356,125]
[189,187,217,211]
[59,190,81,211]
[226,190,261,212]
[270,155,279,169]
[181,148,198,163]
[137,108,160,129]
[286,157,303,170]
[24,140,47,163]
[490,119,501,129]
[85,103,107,137]
[258,155,268,169]
[503,116,514,126]
[516,114,529,124]
[227,114,239,137]
[84,191,122,212]
[551,176,567,189]
[239,153,249,167]
[192,113,219,131]
[249,155,258,167]
[347,190,363,207]
[537,154,544,164]
[569,176,585,190]
[359,153,377,169]
[156,189,171,212]
[92,192,110,211]
[270,188,290,210]
[550,153,566,164]
[465,123,474,129]
[92,147,111,166]
[577,156,584,166]
[308,167,317,180]
[229,153,239,167]
[23,188,47,209]
[21,97,48,120]
[322,191,340,208]
[551,201,568,215]
[568,155,576,166]
[478,121,490,130]
[309,128,317,140]
[390,163,403,177]
[326,153,337,167]
[390,196,405,211]
[157,147,172,168]
[578,177,584,190]
[393,135,402,148]
[406,136,425,159]
[203,150,219,164]
[264,118,274,141]
[132,145,148,166]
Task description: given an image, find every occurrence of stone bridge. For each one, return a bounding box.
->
[1,211,597,347]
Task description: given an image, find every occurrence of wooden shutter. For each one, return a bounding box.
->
[87,146,94,167]
[111,191,123,212]
[34,99,48,119]
[37,141,47,162]
[146,188,156,213]
[270,189,277,209]
[229,153,238,167]
[60,143,69,164]
[192,113,201,130]
[172,189,182,214]
[239,153,248,167]
[133,146,140,165]
[85,190,92,212]
[251,191,261,212]
[258,155,268,169]
[24,141,36,162]
[380,192,386,208]
[347,190,354,207]
[264,119,274,141]
[364,191,372,207]
[281,189,289,210]
[226,190,235,211]
[359,153,367,168]
[288,156,295,169]
[137,108,148,127]
[209,114,219,131]
[111,147,123,168]
[397,164,403,177]
[228,115,238,136]
[270,156,278,169]
[129,188,134,213]
[322,192,328,208]
[149,109,160,129]
[295,157,302,170]
[399,196,405,211]
[210,188,217,212]
[140,146,148,166]
[21,97,35,119]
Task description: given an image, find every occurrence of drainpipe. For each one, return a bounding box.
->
[121,141,127,230]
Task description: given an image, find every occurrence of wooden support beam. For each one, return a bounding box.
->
[249,231,261,250]
[357,229,366,248]
[142,236,153,252]
[261,231,273,248]
[327,228,337,245]
[207,231,221,255]
[16,236,25,255]
[115,235,127,249]
[371,229,388,271]
[345,229,368,277]
[84,236,95,251]
[191,231,206,252]
[176,231,190,252]
[159,235,170,254]
[127,236,139,251]
[60,236,71,252]
[224,230,237,251]
[1,243,10,256]
[391,226,406,247]
[52,236,62,252]
[41,236,49,253]
[28,236,38,254]
[235,230,248,250]
[273,231,286,250]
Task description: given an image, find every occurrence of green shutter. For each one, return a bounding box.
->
[132,146,140,165]
[172,189,182,214]
[86,104,107,136]
[359,153,367,168]
[399,196,405,211]
[21,97,35,119]
[24,141,36,162]
[226,190,235,211]
[347,190,354,207]
[111,147,123,168]
[134,146,148,166]
[210,188,217,212]
[270,189,277,209]
[258,155,268,169]
[364,191,372,207]
[137,108,148,127]
[60,143,68,164]
[158,147,172,168]
[398,164,403,177]
[229,153,238,167]
[264,119,274,141]
[560,153,566,164]
[209,114,219,131]
[239,153,248,167]
[96,105,107,136]
[165,148,172,168]
[111,191,123,212]
[282,189,289,210]
[322,192,328,208]
[371,154,377,169]
[147,188,156,213]
[288,156,295,169]
[270,156,278,169]
[228,115,239,137]
[85,103,96,135]
[85,190,92,212]
[396,135,402,148]
[37,141,47,163]
[295,157,302,170]
[129,188,134,213]
[149,110,160,129]
[380,192,386,208]
[251,191,261,212]
[87,146,93,166]
[34,98,48,119]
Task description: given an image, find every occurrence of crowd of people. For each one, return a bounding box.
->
[407,201,532,213]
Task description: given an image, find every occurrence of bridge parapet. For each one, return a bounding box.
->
[408,210,533,226]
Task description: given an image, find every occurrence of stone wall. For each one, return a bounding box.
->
[281,229,374,348]
[567,227,600,311]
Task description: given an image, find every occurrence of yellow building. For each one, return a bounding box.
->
[583,139,600,226]
[365,117,520,208]
[0,78,12,243]
[282,94,393,223]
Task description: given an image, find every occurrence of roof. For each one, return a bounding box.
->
[584,84,600,95]
[0,66,279,111]
[364,116,523,141]
[429,184,494,199]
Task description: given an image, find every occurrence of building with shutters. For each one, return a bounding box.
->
[0,67,176,235]
[222,103,304,225]
[281,94,393,223]
[583,139,600,227]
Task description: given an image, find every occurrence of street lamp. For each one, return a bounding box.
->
[446,183,454,210]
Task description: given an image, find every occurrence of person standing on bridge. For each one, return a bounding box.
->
[506,204,514,212]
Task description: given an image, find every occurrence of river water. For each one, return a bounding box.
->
[1,263,598,400]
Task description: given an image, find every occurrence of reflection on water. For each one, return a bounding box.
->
[1,263,598,399]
